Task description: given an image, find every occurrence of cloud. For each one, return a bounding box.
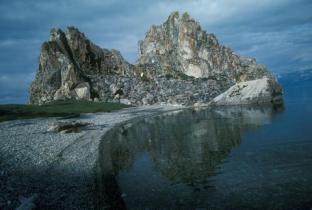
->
[0,73,34,104]
[0,38,40,75]
[0,0,311,103]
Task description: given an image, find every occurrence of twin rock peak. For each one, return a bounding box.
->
[29,11,282,106]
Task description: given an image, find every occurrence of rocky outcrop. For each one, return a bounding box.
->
[138,12,269,82]
[29,27,133,104]
[211,77,283,105]
[29,12,282,106]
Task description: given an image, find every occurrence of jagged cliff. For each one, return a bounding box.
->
[29,27,133,104]
[29,12,282,106]
[138,12,270,81]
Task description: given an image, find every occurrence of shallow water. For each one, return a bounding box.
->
[97,82,312,209]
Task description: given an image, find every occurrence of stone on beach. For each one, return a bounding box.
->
[47,121,91,133]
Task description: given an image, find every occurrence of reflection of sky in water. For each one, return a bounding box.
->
[97,82,312,209]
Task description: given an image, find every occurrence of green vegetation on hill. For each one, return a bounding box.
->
[0,100,131,122]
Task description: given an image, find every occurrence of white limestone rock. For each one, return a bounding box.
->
[120,98,131,105]
[211,77,283,105]
[74,82,90,100]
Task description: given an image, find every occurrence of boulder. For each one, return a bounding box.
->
[74,82,90,100]
[53,89,67,101]
[142,93,154,105]
[210,77,283,105]
[47,121,91,133]
[120,98,131,105]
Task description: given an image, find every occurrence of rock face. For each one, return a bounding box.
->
[29,27,133,104]
[211,77,283,105]
[29,12,282,106]
[138,12,269,82]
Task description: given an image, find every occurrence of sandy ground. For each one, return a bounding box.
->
[0,105,185,209]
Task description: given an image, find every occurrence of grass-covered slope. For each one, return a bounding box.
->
[0,100,131,122]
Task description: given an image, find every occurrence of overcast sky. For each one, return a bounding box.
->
[0,0,311,104]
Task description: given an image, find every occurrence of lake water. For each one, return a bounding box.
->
[97,82,312,209]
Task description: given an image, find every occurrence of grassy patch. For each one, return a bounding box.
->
[0,100,131,122]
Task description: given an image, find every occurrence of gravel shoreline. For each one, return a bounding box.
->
[0,105,185,209]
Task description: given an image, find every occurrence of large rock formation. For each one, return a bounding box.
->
[29,12,282,106]
[29,27,133,104]
[138,12,271,82]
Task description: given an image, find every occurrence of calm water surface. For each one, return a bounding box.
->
[97,82,312,209]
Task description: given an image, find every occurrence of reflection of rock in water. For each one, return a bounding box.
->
[97,105,281,207]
